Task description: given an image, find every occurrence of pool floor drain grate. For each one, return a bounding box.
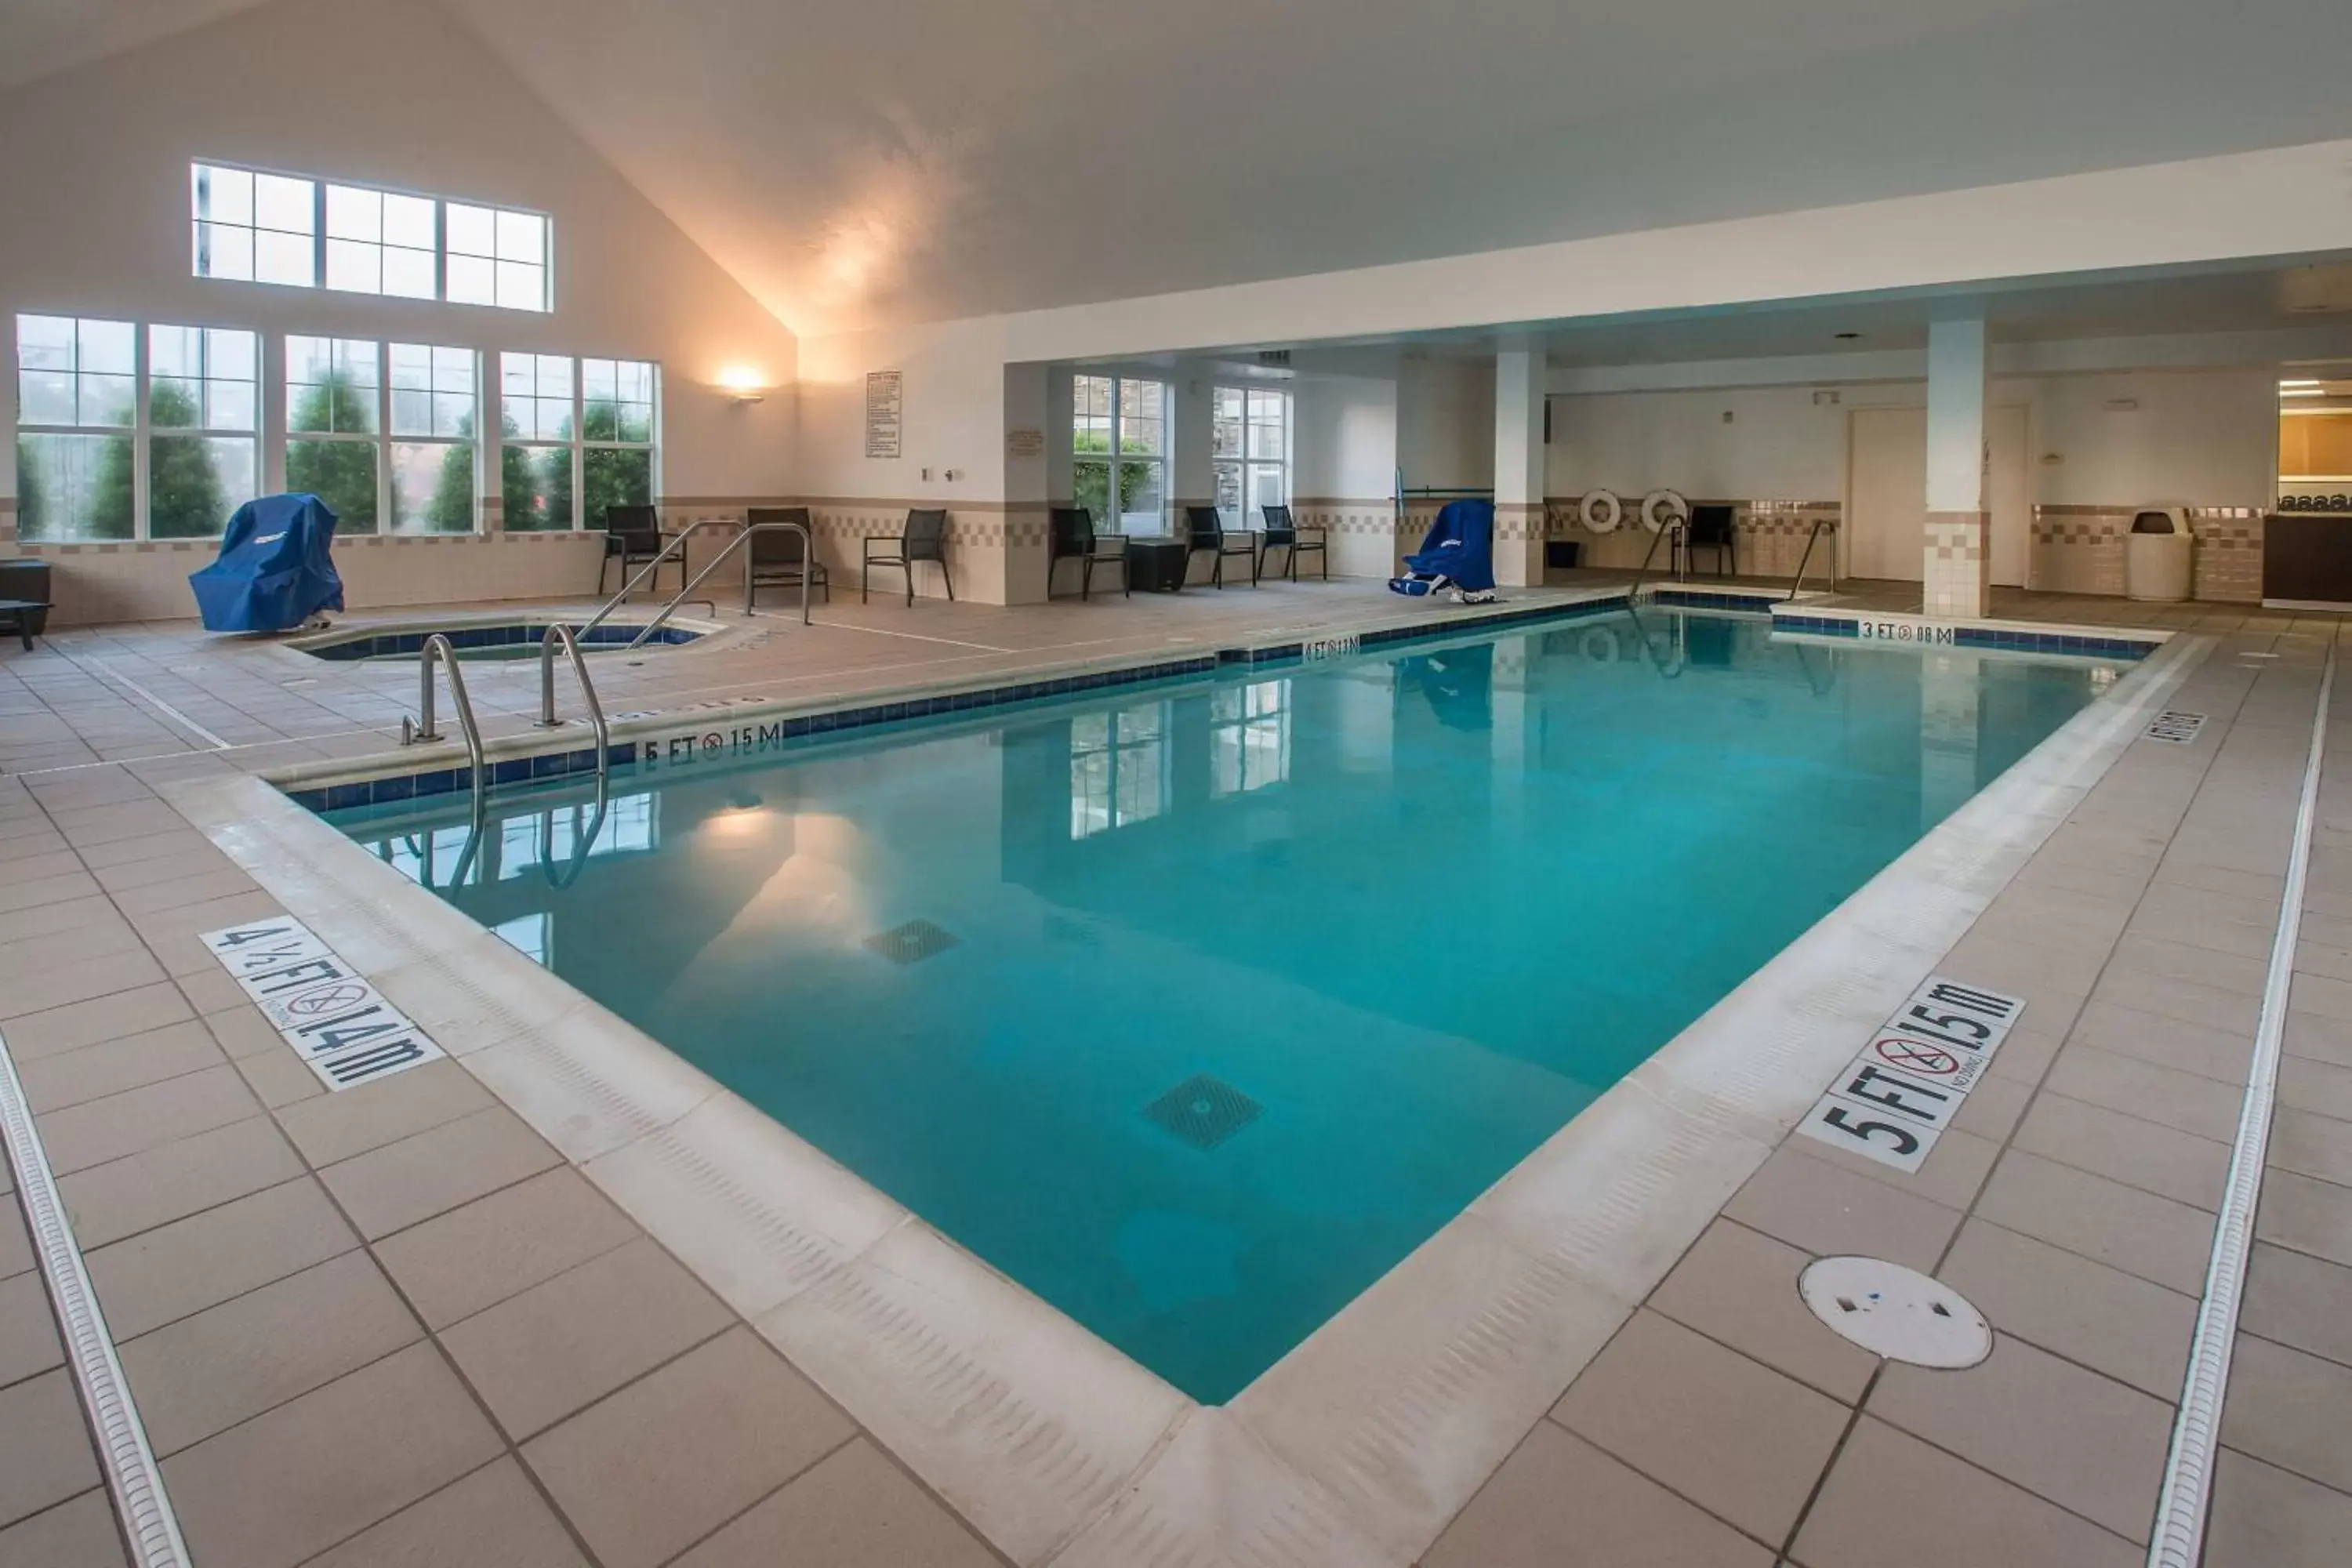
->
[1798,1256,1990,1367]
[864,919,960,965]
[1144,1074,1262,1151]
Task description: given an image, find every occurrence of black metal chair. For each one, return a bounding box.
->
[599,504,677,595]
[1257,505,1327,581]
[745,506,828,606]
[864,508,953,604]
[1049,506,1128,600]
[1185,505,1258,589]
[1686,504,1736,578]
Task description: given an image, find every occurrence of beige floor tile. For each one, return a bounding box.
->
[34,1063,259,1175]
[1985,1021,2066,1086]
[274,1057,495,1167]
[373,1167,640,1330]
[89,844,245,895]
[0,867,95,917]
[59,1114,303,1249]
[2109,932,2270,999]
[0,1370,101,1528]
[119,1250,420,1454]
[172,966,248,1018]
[108,866,261,916]
[2273,1105,2352,1189]
[0,1206,29,1284]
[201,1001,284,1060]
[0,1490,129,1568]
[1947,1071,2032,1141]
[1724,1146,1962,1274]
[442,1236,732,1439]
[1789,1121,2001,1212]
[85,1175,356,1340]
[2205,1446,2352,1568]
[307,1458,588,1568]
[0,980,189,1056]
[522,1327,855,1568]
[2279,1054,2352,1121]
[2256,1169,2352,1268]
[1646,1219,1878,1403]
[1867,1334,2171,1541]
[1552,1308,1847,1545]
[0,947,169,1020]
[670,1439,1004,1568]
[0,1272,63,1388]
[162,1340,501,1568]
[2067,1000,2253,1086]
[2219,1332,2352,1494]
[2288,969,2352,1025]
[2243,1243,2352,1369]
[74,829,221,871]
[2042,1044,2245,1142]
[0,892,128,949]
[2284,1007,2352,1069]
[16,1019,224,1113]
[2092,965,2261,1035]
[1789,1416,2140,1568]
[1974,1150,2218,1294]
[1939,1220,2195,1400]
[2009,1091,2232,1210]
[232,1040,328,1110]
[320,1104,561,1240]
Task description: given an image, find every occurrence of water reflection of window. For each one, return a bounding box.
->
[1211,681,1291,797]
[499,793,656,878]
[493,913,550,967]
[378,824,482,888]
[1070,703,1170,839]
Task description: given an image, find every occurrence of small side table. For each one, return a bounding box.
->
[1127,538,1190,593]
[0,601,45,652]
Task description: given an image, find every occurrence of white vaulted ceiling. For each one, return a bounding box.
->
[6,0,2352,336]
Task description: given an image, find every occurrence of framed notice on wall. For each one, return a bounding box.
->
[1005,427,1045,459]
[865,370,904,459]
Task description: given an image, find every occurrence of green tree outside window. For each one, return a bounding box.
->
[286,370,378,531]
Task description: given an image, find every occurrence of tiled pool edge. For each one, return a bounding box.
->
[157,624,2209,1568]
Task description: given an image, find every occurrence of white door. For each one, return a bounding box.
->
[1848,407,1926,582]
[1987,404,2029,589]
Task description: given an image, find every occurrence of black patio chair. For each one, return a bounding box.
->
[1050,506,1128,599]
[1686,504,1737,578]
[599,504,678,595]
[1257,504,1327,581]
[745,506,829,607]
[1185,505,1258,589]
[863,508,954,604]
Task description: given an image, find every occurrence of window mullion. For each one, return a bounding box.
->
[132,327,150,540]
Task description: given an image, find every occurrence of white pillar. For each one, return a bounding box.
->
[1000,361,1051,604]
[1924,318,1990,618]
[1494,344,1547,588]
[1171,372,1214,537]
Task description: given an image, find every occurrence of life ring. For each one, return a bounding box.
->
[1580,627,1621,664]
[1581,488,1622,533]
[1640,489,1690,534]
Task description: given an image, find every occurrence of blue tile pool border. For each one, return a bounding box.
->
[1770,609,2159,660]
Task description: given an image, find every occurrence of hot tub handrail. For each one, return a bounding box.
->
[535,623,612,777]
[575,516,743,643]
[398,633,488,802]
[622,519,813,648]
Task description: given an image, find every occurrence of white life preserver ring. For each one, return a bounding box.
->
[1580,627,1621,664]
[1581,488,1622,533]
[1640,489,1690,534]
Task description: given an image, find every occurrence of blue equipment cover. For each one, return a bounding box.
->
[1388,497,1496,597]
[190,493,344,633]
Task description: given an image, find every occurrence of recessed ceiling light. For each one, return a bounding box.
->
[1835,332,1863,340]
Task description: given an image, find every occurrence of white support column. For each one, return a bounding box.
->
[1494,344,1547,588]
[1924,318,1990,618]
[1171,372,1214,535]
[1001,361,1051,604]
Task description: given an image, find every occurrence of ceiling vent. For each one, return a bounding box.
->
[2281,264,2352,315]
[1256,350,1292,367]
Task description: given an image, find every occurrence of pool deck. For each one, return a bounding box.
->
[0,576,2348,1566]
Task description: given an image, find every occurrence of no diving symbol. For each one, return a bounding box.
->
[286,982,371,1018]
[702,732,724,753]
[1868,1035,1965,1078]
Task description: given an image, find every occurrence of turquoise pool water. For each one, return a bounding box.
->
[324,610,2121,1400]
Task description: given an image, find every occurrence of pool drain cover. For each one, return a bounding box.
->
[1798,1256,1990,1368]
[864,920,960,965]
[1144,1075,1262,1151]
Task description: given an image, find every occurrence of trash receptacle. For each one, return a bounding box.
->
[2125,506,2192,602]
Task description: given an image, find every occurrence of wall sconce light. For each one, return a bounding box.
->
[715,367,768,405]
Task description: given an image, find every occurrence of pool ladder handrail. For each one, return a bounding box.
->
[399,634,486,778]
[573,516,815,652]
[1631,517,1687,593]
[533,624,613,773]
[1786,517,1839,603]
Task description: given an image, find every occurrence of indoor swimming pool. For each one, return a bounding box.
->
[320,609,2129,1402]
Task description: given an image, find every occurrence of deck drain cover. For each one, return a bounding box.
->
[2144,710,2206,745]
[1144,1074,1262,1151]
[1798,1257,1990,1368]
[864,919,960,965]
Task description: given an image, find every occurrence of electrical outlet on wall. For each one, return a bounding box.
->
[920,466,933,481]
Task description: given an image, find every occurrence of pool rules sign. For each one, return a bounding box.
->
[201,916,446,1091]
[1796,976,2024,1172]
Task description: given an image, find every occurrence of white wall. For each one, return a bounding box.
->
[1293,376,1398,499]
[0,0,800,619]
[2031,368,2278,507]
[1397,358,1493,492]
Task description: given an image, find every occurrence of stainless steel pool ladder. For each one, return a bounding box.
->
[400,635,485,778]
[1786,517,1839,601]
[576,516,815,652]
[1632,517,1687,592]
[534,624,612,775]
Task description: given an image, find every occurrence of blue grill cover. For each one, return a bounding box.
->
[190,493,344,633]
[1391,498,1496,595]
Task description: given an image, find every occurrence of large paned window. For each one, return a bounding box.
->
[1070,704,1170,839]
[285,336,382,532]
[191,162,550,312]
[1213,386,1290,530]
[15,315,136,541]
[147,325,259,539]
[1072,374,1167,535]
[388,344,478,534]
[500,354,657,531]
